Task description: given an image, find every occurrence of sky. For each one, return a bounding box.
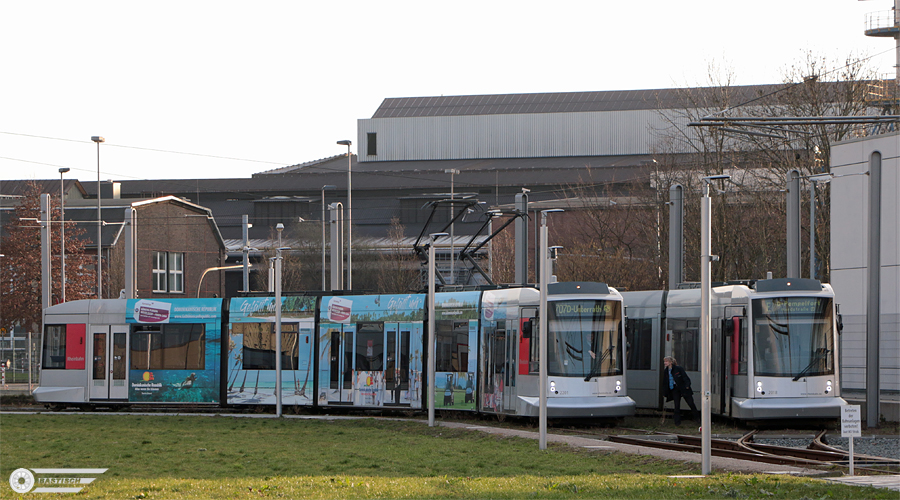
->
[1,1,896,183]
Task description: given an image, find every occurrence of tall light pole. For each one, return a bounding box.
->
[321,185,336,290]
[242,215,251,292]
[700,174,729,475]
[444,169,460,284]
[539,208,563,450]
[808,174,833,280]
[427,232,447,427]
[59,167,70,303]
[91,136,105,298]
[337,140,352,290]
[275,220,286,417]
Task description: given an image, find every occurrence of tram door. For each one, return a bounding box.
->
[90,325,128,400]
[325,323,356,404]
[667,318,700,411]
[384,323,411,406]
[483,321,516,413]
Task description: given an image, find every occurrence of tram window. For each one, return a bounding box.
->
[233,322,299,370]
[733,319,748,375]
[130,324,206,370]
[752,297,834,378]
[399,330,410,388]
[356,323,384,371]
[625,319,652,370]
[42,325,67,369]
[671,326,699,372]
[435,320,469,372]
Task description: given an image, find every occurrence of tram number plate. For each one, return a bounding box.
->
[841,405,861,437]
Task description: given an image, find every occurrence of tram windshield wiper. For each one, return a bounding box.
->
[792,348,830,381]
[584,345,614,381]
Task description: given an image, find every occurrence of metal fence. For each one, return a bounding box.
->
[0,333,40,387]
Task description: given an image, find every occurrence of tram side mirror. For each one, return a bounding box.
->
[522,319,533,339]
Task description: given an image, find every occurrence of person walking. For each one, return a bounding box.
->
[663,356,699,425]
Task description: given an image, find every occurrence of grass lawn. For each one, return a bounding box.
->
[1,413,893,499]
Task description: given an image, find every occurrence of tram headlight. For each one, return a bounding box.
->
[756,381,764,394]
[615,380,622,393]
[825,380,832,394]
[550,381,557,394]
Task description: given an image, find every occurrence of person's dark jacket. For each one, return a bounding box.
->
[663,364,693,401]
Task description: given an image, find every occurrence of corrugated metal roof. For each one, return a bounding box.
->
[223,235,488,253]
[372,84,789,118]
[95,154,664,201]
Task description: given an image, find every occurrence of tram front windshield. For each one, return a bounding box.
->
[752,297,834,379]
[547,300,623,379]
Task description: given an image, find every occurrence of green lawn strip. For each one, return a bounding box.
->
[1,414,892,499]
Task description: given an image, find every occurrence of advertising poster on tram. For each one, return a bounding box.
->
[434,291,480,411]
[227,296,317,406]
[126,299,222,403]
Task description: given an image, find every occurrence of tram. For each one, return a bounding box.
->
[34,282,635,418]
[621,278,846,419]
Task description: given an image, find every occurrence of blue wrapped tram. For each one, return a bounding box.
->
[35,283,636,419]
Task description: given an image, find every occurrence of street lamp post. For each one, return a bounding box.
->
[539,209,563,450]
[59,167,70,303]
[92,136,104,298]
[321,185,336,290]
[700,174,729,475]
[444,169,460,284]
[274,251,284,417]
[427,232,447,427]
[337,140,352,290]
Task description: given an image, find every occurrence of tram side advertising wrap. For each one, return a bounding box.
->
[125,299,222,403]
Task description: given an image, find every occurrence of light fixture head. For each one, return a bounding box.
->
[59,167,70,174]
[336,140,352,146]
[91,136,105,143]
[809,173,834,184]
[702,174,731,183]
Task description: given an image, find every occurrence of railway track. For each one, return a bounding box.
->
[606,430,900,474]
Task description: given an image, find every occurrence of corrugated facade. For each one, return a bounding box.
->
[830,131,899,392]
[357,109,691,162]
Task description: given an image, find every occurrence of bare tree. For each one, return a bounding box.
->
[1,182,95,332]
[488,218,515,285]
[650,54,880,283]
[552,173,664,291]
[375,217,420,293]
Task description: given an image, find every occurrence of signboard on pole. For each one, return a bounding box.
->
[841,405,862,437]
[841,404,861,476]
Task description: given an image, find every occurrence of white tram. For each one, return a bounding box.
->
[622,278,846,419]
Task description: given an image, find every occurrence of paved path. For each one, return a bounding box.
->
[435,420,900,491]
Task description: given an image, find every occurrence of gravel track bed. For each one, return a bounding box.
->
[753,435,900,460]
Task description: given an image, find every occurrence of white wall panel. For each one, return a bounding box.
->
[358,109,691,162]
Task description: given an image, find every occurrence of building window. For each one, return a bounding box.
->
[399,197,448,225]
[152,251,185,294]
[252,199,312,227]
[367,132,377,156]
